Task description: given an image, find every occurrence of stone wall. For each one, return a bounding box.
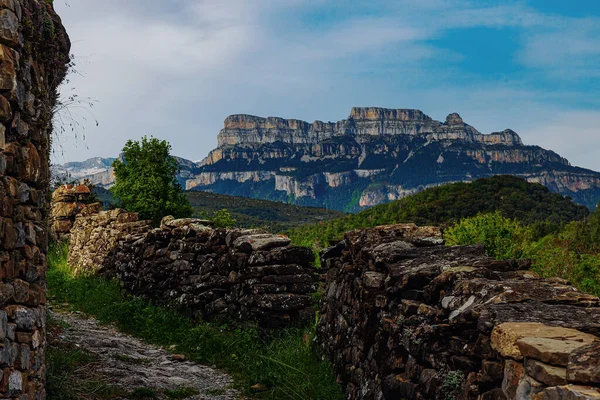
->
[68,208,151,276]
[108,217,317,328]
[0,0,70,397]
[317,224,600,400]
[50,184,101,240]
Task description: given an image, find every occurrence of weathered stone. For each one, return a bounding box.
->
[502,360,525,399]
[491,323,597,360]
[567,342,600,384]
[363,271,386,288]
[533,385,600,399]
[517,337,593,367]
[0,10,17,47]
[233,233,291,252]
[526,359,568,386]
[515,375,545,399]
[316,224,600,400]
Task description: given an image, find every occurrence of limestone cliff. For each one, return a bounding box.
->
[190,107,600,211]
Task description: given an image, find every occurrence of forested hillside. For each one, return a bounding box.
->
[288,175,590,248]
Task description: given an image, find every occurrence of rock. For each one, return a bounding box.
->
[0,10,18,47]
[533,385,600,399]
[525,359,568,386]
[490,323,598,360]
[233,233,291,253]
[517,337,594,367]
[316,224,600,400]
[363,271,386,288]
[515,375,545,399]
[503,360,525,399]
[567,342,600,384]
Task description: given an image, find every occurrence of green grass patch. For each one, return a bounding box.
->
[47,243,343,400]
[164,387,200,399]
[129,387,158,399]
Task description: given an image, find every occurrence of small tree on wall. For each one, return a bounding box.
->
[111,136,193,224]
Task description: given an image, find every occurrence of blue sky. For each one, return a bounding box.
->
[53,0,600,170]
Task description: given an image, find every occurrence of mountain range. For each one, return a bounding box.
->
[52,107,600,211]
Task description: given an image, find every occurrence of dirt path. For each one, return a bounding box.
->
[50,310,241,400]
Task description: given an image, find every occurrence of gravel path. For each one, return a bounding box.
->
[50,310,241,400]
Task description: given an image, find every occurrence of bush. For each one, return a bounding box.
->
[444,212,531,259]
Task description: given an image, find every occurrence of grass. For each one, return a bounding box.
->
[47,242,343,400]
[164,387,200,399]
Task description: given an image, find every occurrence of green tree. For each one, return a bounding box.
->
[111,136,192,224]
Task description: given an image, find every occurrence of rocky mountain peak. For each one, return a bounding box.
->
[349,107,432,122]
[445,112,464,126]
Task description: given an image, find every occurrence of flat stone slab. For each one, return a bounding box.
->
[491,322,598,360]
[533,385,600,399]
[233,234,291,252]
[567,342,600,384]
[525,359,567,386]
[517,337,595,367]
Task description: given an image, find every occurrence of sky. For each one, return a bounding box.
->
[52,0,600,170]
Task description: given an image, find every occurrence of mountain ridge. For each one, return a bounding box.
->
[52,107,600,211]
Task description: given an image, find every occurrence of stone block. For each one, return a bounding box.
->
[491,323,597,360]
[526,359,568,386]
[567,342,600,385]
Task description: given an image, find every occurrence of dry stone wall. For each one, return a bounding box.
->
[50,184,101,240]
[110,217,317,328]
[317,224,600,400]
[0,0,70,397]
[65,214,318,328]
[67,209,151,276]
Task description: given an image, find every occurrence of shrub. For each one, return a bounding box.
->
[444,212,532,259]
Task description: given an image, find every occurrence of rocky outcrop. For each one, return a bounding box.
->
[188,107,600,211]
[0,0,70,397]
[317,224,600,399]
[50,184,101,240]
[67,209,152,275]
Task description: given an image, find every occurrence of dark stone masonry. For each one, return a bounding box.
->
[0,0,70,397]
[316,224,600,399]
[65,212,318,328]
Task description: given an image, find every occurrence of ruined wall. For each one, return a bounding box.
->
[0,0,70,397]
[50,184,101,240]
[317,224,600,400]
[110,218,317,328]
[67,208,151,276]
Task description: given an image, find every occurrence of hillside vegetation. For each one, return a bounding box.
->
[186,191,346,231]
[445,209,600,296]
[288,175,590,248]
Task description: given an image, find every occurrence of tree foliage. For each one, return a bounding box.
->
[111,136,192,224]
